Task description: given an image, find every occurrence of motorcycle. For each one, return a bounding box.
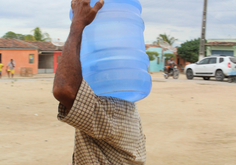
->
[163,65,179,79]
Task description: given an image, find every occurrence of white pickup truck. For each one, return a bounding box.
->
[184,55,236,81]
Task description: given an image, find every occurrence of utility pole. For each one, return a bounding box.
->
[199,0,208,60]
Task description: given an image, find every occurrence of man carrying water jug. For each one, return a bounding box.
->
[53,0,146,164]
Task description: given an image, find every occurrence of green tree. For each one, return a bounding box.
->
[16,34,25,40]
[24,34,36,41]
[2,31,17,39]
[153,33,178,46]
[31,27,51,41]
[177,38,200,63]
[2,31,26,40]
[164,53,175,61]
[146,51,159,61]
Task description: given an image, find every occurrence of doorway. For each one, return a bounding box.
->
[38,53,54,73]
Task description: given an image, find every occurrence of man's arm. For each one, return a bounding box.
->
[53,0,104,112]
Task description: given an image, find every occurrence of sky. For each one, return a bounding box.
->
[0,0,236,46]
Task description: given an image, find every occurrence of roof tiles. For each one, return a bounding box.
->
[0,39,63,51]
[205,42,236,46]
[25,41,63,51]
[0,39,36,49]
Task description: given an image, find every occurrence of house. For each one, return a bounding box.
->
[145,44,172,72]
[174,53,191,71]
[0,39,38,75]
[24,41,63,73]
[205,39,236,56]
[0,39,63,76]
[145,44,188,72]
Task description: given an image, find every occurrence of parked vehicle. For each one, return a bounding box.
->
[163,65,179,79]
[184,55,236,81]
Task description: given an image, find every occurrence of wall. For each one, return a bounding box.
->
[0,49,38,75]
[206,45,236,56]
[206,39,236,57]
[147,47,165,72]
[146,47,191,72]
[53,52,62,73]
[207,39,236,42]
[175,55,186,67]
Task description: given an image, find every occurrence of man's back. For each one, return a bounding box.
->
[58,80,146,164]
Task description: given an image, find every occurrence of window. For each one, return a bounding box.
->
[230,57,236,64]
[29,54,34,63]
[157,57,159,64]
[208,58,217,64]
[219,58,224,63]
[198,58,209,64]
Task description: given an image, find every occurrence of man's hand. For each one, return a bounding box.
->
[71,0,104,27]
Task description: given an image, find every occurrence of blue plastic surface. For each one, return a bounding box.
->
[70,0,152,102]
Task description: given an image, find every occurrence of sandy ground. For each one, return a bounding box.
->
[1,75,236,165]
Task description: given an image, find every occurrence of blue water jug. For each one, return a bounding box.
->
[70,0,152,102]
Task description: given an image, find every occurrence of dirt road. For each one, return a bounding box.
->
[0,76,236,165]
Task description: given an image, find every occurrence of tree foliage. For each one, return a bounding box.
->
[177,38,200,63]
[146,51,159,61]
[24,35,36,41]
[164,53,175,61]
[1,27,51,41]
[31,27,51,41]
[153,33,178,46]
[2,31,25,40]
[2,31,16,39]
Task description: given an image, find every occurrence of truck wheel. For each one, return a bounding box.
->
[186,69,194,80]
[215,70,225,81]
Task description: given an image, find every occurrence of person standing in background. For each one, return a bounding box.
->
[0,60,3,78]
[6,59,15,78]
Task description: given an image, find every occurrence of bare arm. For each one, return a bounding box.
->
[53,0,104,112]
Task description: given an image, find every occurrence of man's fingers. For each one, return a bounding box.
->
[83,0,91,5]
[93,0,104,12]
[71,0,76,9]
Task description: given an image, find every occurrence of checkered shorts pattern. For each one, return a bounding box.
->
[58,79,146,165]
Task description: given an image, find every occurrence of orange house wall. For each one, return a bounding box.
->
[0,49,38,75]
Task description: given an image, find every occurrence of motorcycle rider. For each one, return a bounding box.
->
[166,57,175,75]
